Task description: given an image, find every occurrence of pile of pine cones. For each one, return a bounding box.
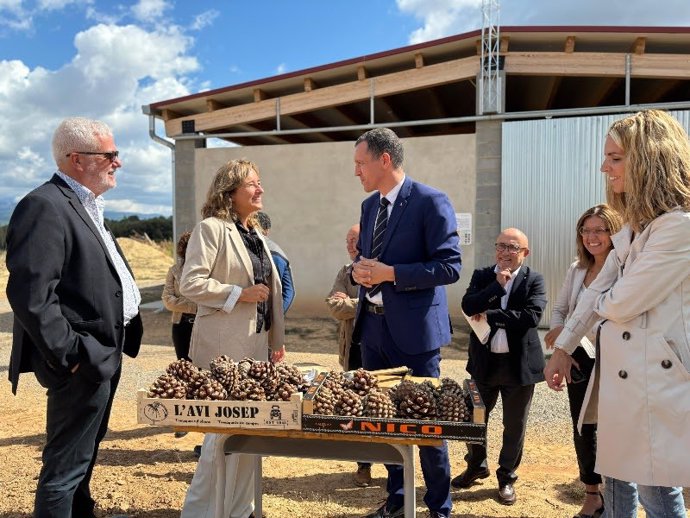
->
[313,369,471,422]
[147,357,308,401]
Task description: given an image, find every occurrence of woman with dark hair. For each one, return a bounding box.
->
[545,110,690,518]
[544,204,622,518]
[179,158,285,518]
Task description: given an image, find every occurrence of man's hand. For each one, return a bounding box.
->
[239,283,270,303]
[352,257,394,288]
[544,325,563,350]
[544,348,577,391]
[496,268,511,287]
[330,291,348,300]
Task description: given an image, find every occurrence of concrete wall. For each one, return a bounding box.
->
[180,133,477,316]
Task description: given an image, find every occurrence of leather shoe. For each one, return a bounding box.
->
[363,503,404,518]
[450,467,490,488]
[427,512,449,518]
[498,483,516,505]
[354,464,372,487]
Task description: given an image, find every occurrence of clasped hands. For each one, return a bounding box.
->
[352,257,395,288]
[239,283,270,303]
[543,324,580,391]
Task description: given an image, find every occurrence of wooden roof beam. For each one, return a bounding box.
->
[632,37,646,55]
[357,65,368,81]
[564,36,575,53]
[164,56,479,137]
[280,115,334,142]
[206,99,227,112]
[500,36,510,53]
[505,52,690,79]
[303,77,317,92]
[161,108,181,121]
[635,79,681,103]
[578,77,621,106]
[415,52,424,69]
[253,88,268,102]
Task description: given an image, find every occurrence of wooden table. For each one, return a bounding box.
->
[180,426,443,518]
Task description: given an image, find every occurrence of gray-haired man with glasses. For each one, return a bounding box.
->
[451,228,546,506]
[6,117,143,518]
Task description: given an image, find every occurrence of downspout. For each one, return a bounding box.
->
[142,104,177,242]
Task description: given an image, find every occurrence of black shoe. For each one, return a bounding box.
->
[450,467,490,489]
[363,503,404,518]
[193,444,202,459]
[427,512,449,518]
[497,483,516,505]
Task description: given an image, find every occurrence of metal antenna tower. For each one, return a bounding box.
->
[479,0,502,114]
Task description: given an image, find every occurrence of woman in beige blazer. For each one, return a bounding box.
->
[179,159,285,518]
[544,204,621,518]
[545,110,690,518]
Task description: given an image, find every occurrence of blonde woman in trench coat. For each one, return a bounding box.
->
[545,110,690,518]
[179,159,285,518]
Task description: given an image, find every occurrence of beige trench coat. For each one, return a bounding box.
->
[325,263,359,369]
[556,210,690,487]
[179,217,284,370]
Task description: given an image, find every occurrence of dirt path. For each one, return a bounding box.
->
[1,280,687,517]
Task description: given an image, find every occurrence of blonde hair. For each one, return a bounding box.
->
[201,159,260,228]
[606,110,690,232]
[575,204,623,268]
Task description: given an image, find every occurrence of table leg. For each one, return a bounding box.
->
[392,444,416,518]
[254,455,263,518]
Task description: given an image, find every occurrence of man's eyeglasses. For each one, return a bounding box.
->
[578,227,609,236]
[495,243,525,254]
[66,151,120,162]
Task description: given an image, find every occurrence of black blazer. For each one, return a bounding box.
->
[462,265,546,386]
[6,175,143,394]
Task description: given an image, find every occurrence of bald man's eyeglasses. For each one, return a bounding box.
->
[495,243,525,254]
[67,151,120,162]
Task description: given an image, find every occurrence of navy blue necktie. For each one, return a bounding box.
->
[368,197,390,296]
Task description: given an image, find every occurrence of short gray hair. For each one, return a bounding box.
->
[52,117,113,165]
[355,127,404,169]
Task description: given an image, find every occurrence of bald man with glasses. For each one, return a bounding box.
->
[6,117,142,518]
[451,228,546,506]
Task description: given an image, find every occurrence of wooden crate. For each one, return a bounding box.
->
[301,378,486,443]
[137,390,302,430]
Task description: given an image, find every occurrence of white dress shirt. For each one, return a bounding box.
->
[489,265,521,354]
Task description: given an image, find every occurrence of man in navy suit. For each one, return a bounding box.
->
[6,117,143,518]
[451,228,545,506]
[352,128,461,518]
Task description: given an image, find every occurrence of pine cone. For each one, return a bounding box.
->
[148,374,187,399]
[210,356,240,392]
[335,388,364,417]
[275,363,307,392]
[438,377,465,399]
[247,360,280,397]
[437,392,469,422]
[363,389,397,418]
[398,385,437,420]
[313,386,336,415]
[390,379,418,406]
[188,375,227,400]
[322,371,348,398]
[349,368,379,396]
[166,359,200,383]
[270,382,297,401]
[229,377,266,401]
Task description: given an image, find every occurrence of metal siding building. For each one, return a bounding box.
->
[501,110,690,326]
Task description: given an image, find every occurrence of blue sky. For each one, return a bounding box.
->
[1,0,689,218]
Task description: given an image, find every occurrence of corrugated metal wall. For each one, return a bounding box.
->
[501,110,690,327]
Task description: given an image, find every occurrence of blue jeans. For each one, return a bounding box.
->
[603,476,687,518]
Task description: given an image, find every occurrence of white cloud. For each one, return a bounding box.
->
[131,0,169,22]
[0,19,201,215]
[398,0,690,43]
[37,0,90,10]
[190,9,219,31]
[275,63,287,74]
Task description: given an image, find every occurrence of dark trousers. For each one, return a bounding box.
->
[466,353,535,486]
[360,312,451,516]
[33,363,121,518]
[567,347,601,485]
[172,314,194,360]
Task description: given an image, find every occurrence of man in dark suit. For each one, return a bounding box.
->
[352,128,461,518]
[6,117,143,518]
[451,228,546,506]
